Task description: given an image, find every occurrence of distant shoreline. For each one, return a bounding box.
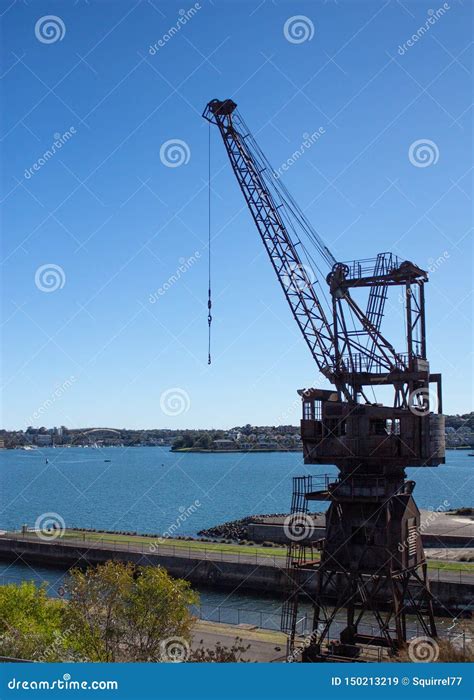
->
[171,447,303,454]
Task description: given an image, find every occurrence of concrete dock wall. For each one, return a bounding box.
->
[0,537,472,615]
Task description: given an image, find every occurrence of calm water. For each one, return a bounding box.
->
[0,562,460,639]
[0,447,472,535]
[1,447,471,632]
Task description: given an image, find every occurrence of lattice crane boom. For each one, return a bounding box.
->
[203,98,425,404]
[204,99,338,386]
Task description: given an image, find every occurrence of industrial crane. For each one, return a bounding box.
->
[203,98,445,662]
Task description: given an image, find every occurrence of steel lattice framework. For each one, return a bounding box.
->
[203,98,445,662]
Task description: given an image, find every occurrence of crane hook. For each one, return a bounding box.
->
[207,294,212,365]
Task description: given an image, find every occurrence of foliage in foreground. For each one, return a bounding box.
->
[63,561,198,661]
[0,581,66,661]
[0,562,199,662]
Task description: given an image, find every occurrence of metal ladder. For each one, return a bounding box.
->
[281,477,313,647]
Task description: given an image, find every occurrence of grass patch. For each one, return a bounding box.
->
[8,531,474,572]
[427,560,474,573]
[16,530,289,559]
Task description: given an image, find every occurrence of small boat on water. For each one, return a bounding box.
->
[104,459,111,462]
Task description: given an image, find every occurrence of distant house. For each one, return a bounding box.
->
[212,439,237,450]
[257,440,279,449]
[35,434,52,446]
[238,442,253,450]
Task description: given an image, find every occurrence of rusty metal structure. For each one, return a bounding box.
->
[203,98,445,661]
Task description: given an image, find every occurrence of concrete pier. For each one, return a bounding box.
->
[246,510,474,548]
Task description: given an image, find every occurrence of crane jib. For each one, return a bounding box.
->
[203,99,430,401]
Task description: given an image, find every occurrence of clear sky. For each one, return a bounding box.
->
[1,0,472,430]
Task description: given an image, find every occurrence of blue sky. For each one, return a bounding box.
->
[1,0,472,430]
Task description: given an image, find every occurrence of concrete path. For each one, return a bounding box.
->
[192,620,286,662]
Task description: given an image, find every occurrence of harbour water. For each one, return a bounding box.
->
[1,447,471,536]
[1,447,471,637]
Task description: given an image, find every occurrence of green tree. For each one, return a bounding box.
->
[196,433,211,449]
[63,561,198,662]
[182,433,195,448]
[0,582,65,661]
[172,436,185,450]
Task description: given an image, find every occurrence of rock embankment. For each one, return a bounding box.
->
[197,514,287,542]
